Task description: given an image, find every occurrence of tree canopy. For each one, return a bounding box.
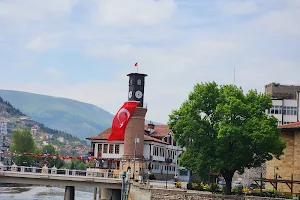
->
[10,129,36,166]
[168,82,286,194]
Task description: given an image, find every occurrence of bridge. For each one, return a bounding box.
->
[0,163,129,200]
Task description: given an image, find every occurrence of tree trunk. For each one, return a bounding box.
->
[223,171,234,195]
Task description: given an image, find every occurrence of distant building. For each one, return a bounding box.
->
[0,119,8,162]
[48,134,53,140]
[58,137,65,143]
[265,83,300,125]
[31,125,40,138]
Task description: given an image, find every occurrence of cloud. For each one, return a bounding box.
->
[90,0,177,27]
[25,32,67,52]
[44,68,64,78]
[221,0,258,15]
[0,0,76,21]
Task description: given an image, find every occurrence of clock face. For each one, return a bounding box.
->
[135,90,143,99]
[128,91,133,98]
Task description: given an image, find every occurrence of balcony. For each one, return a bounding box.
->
[165,158,172,163]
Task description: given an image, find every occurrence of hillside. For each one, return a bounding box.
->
[0,90,114,140]
[0,96,82,143]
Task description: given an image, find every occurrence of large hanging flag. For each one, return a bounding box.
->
[108,101,139,141]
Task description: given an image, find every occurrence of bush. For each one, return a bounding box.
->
[176,182,182,188]
[192,183,198,190]
[209,183,219,193]
[232,185,243,195]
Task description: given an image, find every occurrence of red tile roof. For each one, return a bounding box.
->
[278,121,300,129]
[87,127,169,144]
[144,124,171,137]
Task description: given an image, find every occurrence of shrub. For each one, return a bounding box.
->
[232,185,243,195]
[176,182,182,188]
[192,183,198,190]
[209,183,219,193]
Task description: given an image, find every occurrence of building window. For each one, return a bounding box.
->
[103,144,108,153]
[269,106,283,115]
[109,144,114,154]
[137,79,142,85]
[283,106,297,115]
[98,144,102,153]
[180,170,188,176]
[115,144,120,154]
[173,140,176,146]
[164,137,168,143]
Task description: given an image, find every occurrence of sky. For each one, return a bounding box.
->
[0,0,300,124]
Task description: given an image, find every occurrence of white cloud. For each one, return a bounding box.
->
[90,0,177,27]
[221,0,258,15]
[26,33,67,52]
[44,68,64,78]
[0,0,77,21]
[256,10,300,35]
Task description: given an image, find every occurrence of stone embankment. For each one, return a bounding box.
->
[129,184,291,200]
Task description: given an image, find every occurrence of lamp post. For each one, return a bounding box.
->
[133,137,139,180]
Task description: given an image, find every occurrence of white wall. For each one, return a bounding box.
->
[94,142,124,159]
[143,144,151,160]
[268,99,298,124]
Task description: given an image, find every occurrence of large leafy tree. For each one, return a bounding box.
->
[168,82,285,194]
[10,129,36,166]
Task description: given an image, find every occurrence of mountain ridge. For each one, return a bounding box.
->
[0,89,161,141]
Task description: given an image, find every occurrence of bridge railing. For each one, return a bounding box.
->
[0,164,122,179]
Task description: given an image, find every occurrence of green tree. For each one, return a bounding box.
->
[38,145,62,168]
[168,82,286,195]
[10,129,36,166]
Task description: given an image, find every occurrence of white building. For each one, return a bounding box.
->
[265,83,300,125]
[0,120,8,162]
[58,137,65,143]
[0,120,8,135]
[87,122,190,181]
[31,125,40,138]
[267,99,299,125]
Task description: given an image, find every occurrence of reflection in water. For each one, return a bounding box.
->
[0,186,94,200]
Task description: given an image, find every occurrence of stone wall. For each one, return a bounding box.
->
[266,130,300,193]
[264,83,300,99]
[129,185,290,200]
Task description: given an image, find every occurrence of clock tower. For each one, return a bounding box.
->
[123,73,148,179]
[127,73,147,107]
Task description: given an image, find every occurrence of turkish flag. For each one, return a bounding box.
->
[134,62,138,67]
[108,101,139,141]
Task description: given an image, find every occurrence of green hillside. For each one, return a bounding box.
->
[0,90,113,140]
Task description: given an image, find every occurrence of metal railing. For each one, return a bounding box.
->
[0,164,123,179]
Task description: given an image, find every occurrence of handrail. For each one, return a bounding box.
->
[0,165,122,180]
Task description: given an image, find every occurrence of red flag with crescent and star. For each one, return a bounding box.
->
[108,101,139,141]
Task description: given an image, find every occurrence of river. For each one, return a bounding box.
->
[0,186,96,200]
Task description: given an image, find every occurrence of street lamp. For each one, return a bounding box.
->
[133,137,139,180]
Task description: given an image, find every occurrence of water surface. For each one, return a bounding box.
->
[0,186,95,200]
